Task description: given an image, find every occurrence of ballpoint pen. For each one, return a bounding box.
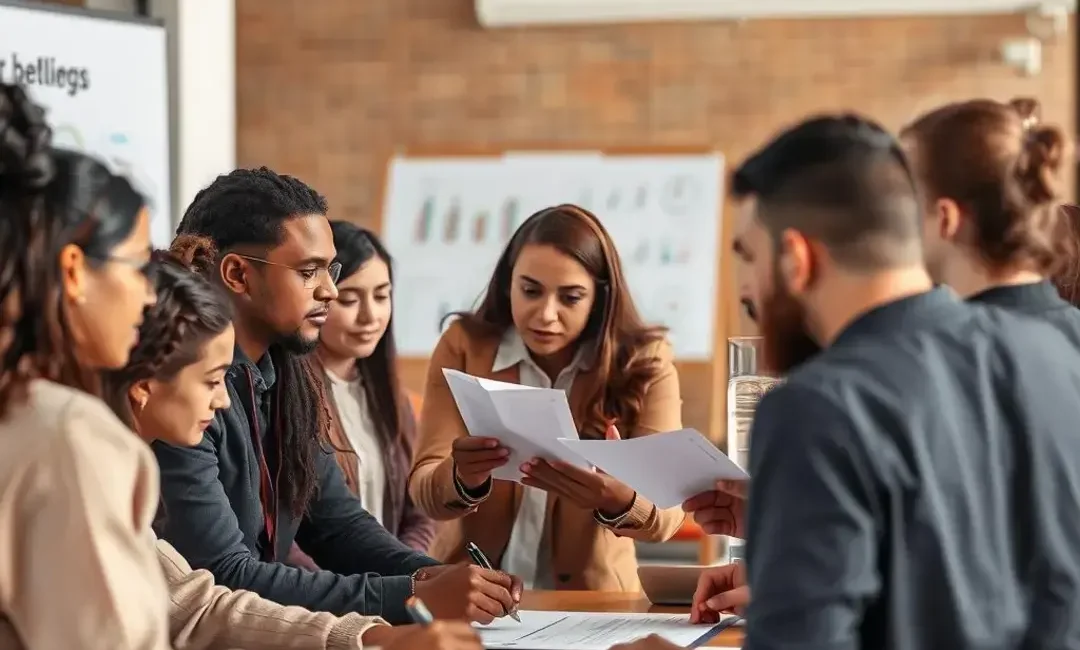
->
[405,596,435,625]
[465,541,522,622]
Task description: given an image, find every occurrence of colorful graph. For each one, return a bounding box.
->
[413,195,524,246]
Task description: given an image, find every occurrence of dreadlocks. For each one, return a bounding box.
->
[177,167,331,516]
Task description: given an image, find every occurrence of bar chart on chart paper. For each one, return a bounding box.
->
[381,153,724,359]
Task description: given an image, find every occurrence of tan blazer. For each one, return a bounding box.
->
[408,322,686,592]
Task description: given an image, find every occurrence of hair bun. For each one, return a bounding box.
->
[0,84,55,192]
[168,234,218,276]
[1009,97,1042,130]
[1014,114,1069,206]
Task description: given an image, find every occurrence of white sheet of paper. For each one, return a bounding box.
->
[443,369,591,482]
[476,610,734,649]
[557,428,749,508]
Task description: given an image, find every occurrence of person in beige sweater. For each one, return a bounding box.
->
[0,82,167,649]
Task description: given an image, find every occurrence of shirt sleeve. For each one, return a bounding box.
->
[743,380,882,650]
[158,538,385,650]
[154,419,427,623]
[4,400,172,650]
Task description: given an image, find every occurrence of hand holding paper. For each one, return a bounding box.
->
[443,369,590,483]
[556,428,749,509]
[521,423,638,516]
[451,436,510,490]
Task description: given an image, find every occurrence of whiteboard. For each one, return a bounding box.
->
[0,1,171,247]
[381,152,724,360]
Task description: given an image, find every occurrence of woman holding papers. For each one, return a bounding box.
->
[409,203,685,592]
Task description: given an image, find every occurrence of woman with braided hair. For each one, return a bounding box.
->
[0,82,164,647]
[100,235,483,650]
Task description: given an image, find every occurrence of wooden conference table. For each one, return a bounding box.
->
[521,590,743,648]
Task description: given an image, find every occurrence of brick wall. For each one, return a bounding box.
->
[236,0,1074,435]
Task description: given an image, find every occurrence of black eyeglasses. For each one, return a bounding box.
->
[237,254,341,289]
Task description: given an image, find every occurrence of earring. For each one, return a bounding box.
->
[72,294,86,305]
[135,398,147,414]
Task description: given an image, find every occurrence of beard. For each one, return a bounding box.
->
[758,282,823,375]
[278,329,320,355]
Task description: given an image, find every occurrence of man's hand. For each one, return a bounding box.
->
[452,437,510,490]
[608,634,685,650]
[413,563,522,624]
[368,621,484,650]
[690,563,749,623]
[681,480,747,537]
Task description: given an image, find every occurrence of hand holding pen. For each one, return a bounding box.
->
[412,559,522,625]
[466,541,522,622]
[385,597,483,650]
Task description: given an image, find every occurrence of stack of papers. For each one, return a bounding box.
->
[444,370,748,506]
[476,610,738,650]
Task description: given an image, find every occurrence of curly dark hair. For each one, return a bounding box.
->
[452,204,666,437]
[0,83,146,419]
[176,167,331,515]
[101,235,234,430]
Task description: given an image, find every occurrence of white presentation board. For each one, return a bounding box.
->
[382,152,724,360]
[0,0,171,247]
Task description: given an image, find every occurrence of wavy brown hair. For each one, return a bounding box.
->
[0,83,146,419]
[901,97,1071,275]
[453,204,666,437]
[101,235,234,430]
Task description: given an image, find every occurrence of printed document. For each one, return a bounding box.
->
[557,428,749,508]
[476,610,735,649]
[443,369,591,482]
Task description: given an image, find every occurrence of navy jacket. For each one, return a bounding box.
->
[968,279,1080,349]
[153,347,440,624]
[744,289,1080,650]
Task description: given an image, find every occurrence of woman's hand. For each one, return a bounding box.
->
[520,425,636,517]
[452,436,510,490]
[365,621,484,650]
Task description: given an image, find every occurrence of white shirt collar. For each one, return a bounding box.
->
[492,329,595,374]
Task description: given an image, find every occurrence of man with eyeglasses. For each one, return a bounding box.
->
[153,167,523,632]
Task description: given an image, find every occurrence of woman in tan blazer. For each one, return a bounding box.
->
[409,204,685,593]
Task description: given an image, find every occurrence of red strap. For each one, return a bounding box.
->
[244,367,277,559]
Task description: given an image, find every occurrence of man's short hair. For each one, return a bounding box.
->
[732,114,923,270]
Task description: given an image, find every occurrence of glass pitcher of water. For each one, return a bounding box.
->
[724,336,779,563]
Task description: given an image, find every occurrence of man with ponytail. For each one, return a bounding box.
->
[155,168,520,625]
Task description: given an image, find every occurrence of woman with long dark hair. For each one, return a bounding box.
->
[409,204,685,592]
[0,83,162,648]
[315,221,435,551]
